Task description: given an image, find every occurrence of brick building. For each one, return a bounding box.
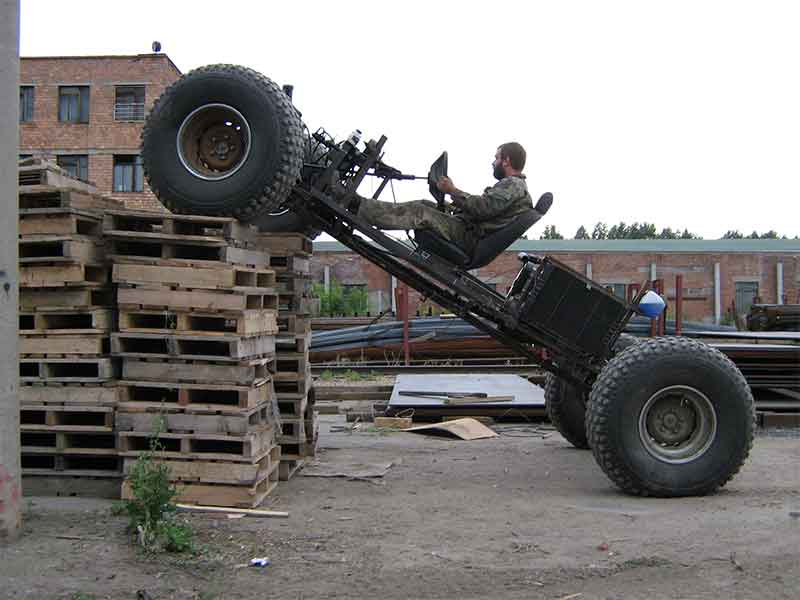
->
[311,239,800,323]
[19,54,181,211]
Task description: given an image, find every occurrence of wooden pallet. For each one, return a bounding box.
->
[280,439,318,461]
[19,235,104,264]
[276,392,309,418]
[124,460,279,508]
[122,445,280,486]
[256,233,312,256]
[20,287,114,311]
[118,308,277,336]
[103,210,257,245]
[118,379,273,411]
[116,402,274,436]
[113,262,276,290]
[270,254,310,275]
[20,333,109,356]
[20,384,119,406]
[22,473,122,499]
[277,292,313,314]
[21,430,117,455]
[20,308,112,334]
[18,185,122,212]
[111,332,275,361]
[278,417,308,444]
[117,285,277,312]
[20,208,102,237]
[118,426,276,462]
[276,275,312,295]
[20,357,117,383]
[21,404,115,431]
[274,352,309,373]
[122,357,272,386]
[20,263,109,287]
[22,453,121,476]
[277,313,312,335]
[107,239,268,267]
[273,370,313,395]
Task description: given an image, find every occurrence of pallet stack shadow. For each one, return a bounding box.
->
[106,210,282,507]
[17,159,121,496]
[256,233,318,480]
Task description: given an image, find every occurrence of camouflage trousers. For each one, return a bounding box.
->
[357,198,477,252]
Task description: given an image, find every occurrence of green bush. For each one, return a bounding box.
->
[117,416,194,553]
[313,278,368,316]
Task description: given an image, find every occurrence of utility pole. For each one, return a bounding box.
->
[0,0,21,541]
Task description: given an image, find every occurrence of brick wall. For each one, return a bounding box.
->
[19,54,181,211]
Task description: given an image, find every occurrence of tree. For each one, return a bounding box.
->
[540,225,564,240]
[761,230,779,239]
[721,230,743,239]
[574,225,589,239]
[591,222,608,240]
[748,231,760,239]
[659,227,678,239]
[680,228,699,239]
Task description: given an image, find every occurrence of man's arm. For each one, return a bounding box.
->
[437,176,525,220]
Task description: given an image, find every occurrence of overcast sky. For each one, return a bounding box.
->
[20,0,800,239]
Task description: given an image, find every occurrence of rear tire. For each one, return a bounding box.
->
[586,336,755,497]
[544,373,589,449]
[142,64,304,221]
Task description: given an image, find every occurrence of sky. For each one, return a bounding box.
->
[19,0,800,239]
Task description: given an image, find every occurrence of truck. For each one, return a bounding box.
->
[140,64,755,497]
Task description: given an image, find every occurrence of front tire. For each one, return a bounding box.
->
[586,336,755,497]
[142,65,304,221]
[544,373,589,449]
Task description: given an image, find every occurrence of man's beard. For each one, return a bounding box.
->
[493,164,505,181]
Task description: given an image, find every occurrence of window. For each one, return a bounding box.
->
[735,281,759,316]
[57,155,88,181]
[605,283,627,298]
[58,86,90,123]
[19,86,34,122]
[113,155,144,192]
[114,85,145,121]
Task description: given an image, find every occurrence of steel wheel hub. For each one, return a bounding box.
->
[638,385,717,464]
[177,103,251,180]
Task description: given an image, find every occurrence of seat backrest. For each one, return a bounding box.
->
[466,209,543,269]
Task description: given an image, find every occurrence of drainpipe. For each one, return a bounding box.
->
[777,262,784,305]
[714,262,721,324]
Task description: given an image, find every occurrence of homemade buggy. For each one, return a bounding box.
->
[141,65,755,497]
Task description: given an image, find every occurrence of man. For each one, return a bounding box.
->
[352,142,536,255]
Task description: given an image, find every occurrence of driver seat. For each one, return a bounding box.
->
[414,192,553,270]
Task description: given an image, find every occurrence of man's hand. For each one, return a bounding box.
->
[436,176,457,195]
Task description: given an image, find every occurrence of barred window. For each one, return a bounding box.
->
[114,85,146,121]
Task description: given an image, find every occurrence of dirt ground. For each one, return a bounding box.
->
[1,416,799,600]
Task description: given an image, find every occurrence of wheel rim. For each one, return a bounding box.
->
[177,103,252,181]
[638,385,717,464]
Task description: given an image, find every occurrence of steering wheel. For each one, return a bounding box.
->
[427,151,448,212]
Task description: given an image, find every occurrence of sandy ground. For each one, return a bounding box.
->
[1,417,798,600]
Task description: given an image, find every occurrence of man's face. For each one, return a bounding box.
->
[492,150,507,181]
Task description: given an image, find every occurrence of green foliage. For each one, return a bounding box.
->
[582,221,700,240]
[343,369,363,381]
[320,369,335,381]
[574,225,590,239]
[540,224,564,240]
[592,222,608,240]
[313,279,369,316]
[117,416,194,554]
[721,230,744,239]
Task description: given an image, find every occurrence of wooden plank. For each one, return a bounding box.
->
[255,233,312,256]
[18,185,122,211]
[270,254,310,275]
[20,287,113,310]
[107,241,268,267]
[20,263,109,287]
[174,502,288,518]
[278,458,305,481]
[116,285,278,312]
[22,475,121,499]
[20,430,117,454]
[20,334,107,356]
[118,379,271,411]
[273,371,313,395]
[19,308,112,333]
[20,384,118,406]
[103,209,257,244]
[111,332,275,361]
[122,357,272,386]
[373,416,413,429]
[118,308,277,336]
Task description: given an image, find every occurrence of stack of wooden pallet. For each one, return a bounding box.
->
[18,160,122,496]
[256,233,318,480]
[107,210,283,508]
